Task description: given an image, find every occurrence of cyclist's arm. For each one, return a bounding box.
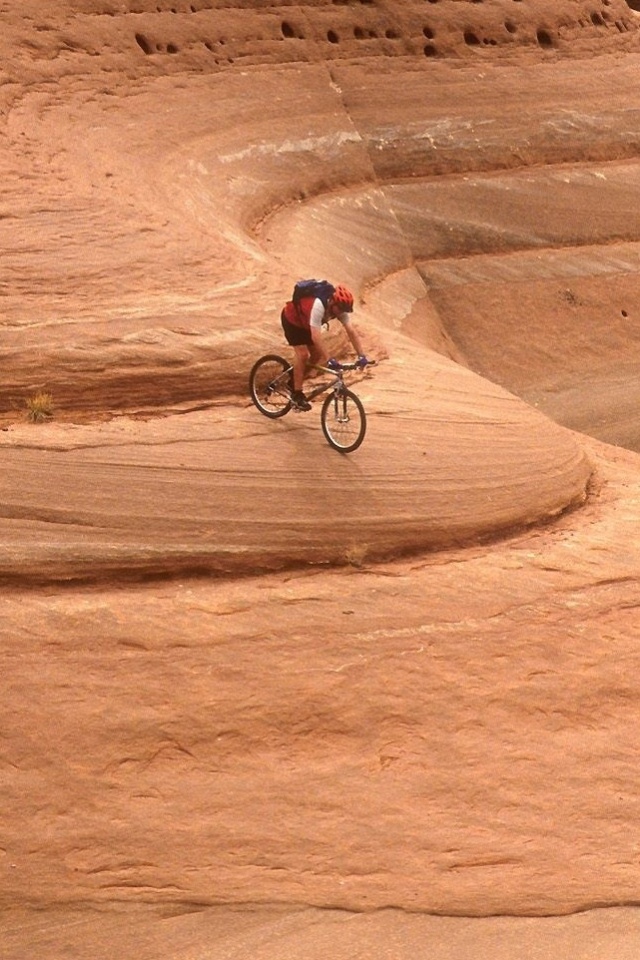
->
[310,299,330,364]
[341,316,365,357]
[310,324,329,364]
[309,298,326,329]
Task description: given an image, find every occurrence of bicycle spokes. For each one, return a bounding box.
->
[321,387,366,452]
[249,355,293,419]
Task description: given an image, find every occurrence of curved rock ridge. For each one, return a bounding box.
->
[3,436,640,918]
[5,54,640,409]
[0,59,609,578]
[0,354,591,582]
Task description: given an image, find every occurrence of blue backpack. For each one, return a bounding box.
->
[291,278,335,307]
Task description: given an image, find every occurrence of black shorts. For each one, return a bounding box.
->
[281,311,312,347]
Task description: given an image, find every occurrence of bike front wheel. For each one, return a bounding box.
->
[321,388,367,452]
[249,354,293,418]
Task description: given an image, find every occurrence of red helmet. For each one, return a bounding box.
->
[332,284,354,313]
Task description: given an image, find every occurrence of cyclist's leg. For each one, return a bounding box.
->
[292,345,310,391]
[308,341,325,369]
[281,313,311,390]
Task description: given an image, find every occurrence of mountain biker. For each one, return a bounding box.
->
[280,283,370,411]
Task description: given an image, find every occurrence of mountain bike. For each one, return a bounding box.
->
[249,355,374,453]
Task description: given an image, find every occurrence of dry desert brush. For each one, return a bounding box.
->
[26,391,54,423]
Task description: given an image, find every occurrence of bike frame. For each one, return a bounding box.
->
[257,358,373,409]
[302,362,363,403]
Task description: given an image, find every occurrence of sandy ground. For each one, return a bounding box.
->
[4,1,640,957]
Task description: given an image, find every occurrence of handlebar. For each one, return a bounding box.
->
[315,359,377,373]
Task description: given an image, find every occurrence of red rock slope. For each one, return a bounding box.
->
[3,3,640,958]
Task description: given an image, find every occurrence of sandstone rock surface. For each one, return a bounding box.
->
[4,1,640,957]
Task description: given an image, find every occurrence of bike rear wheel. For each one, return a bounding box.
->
[249,354,293,418]
[321,387,366,452]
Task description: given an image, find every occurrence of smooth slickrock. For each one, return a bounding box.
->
[4,1,640,958]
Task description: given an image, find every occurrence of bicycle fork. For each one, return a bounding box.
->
[331,386,350,423]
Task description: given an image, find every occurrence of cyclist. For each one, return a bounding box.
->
[280,283,370,411]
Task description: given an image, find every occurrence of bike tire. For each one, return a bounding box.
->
[321,387,367,453]
[249,354,293,419]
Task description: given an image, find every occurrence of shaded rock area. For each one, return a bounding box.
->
[4,1,640,958]
[7,903,640,960]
